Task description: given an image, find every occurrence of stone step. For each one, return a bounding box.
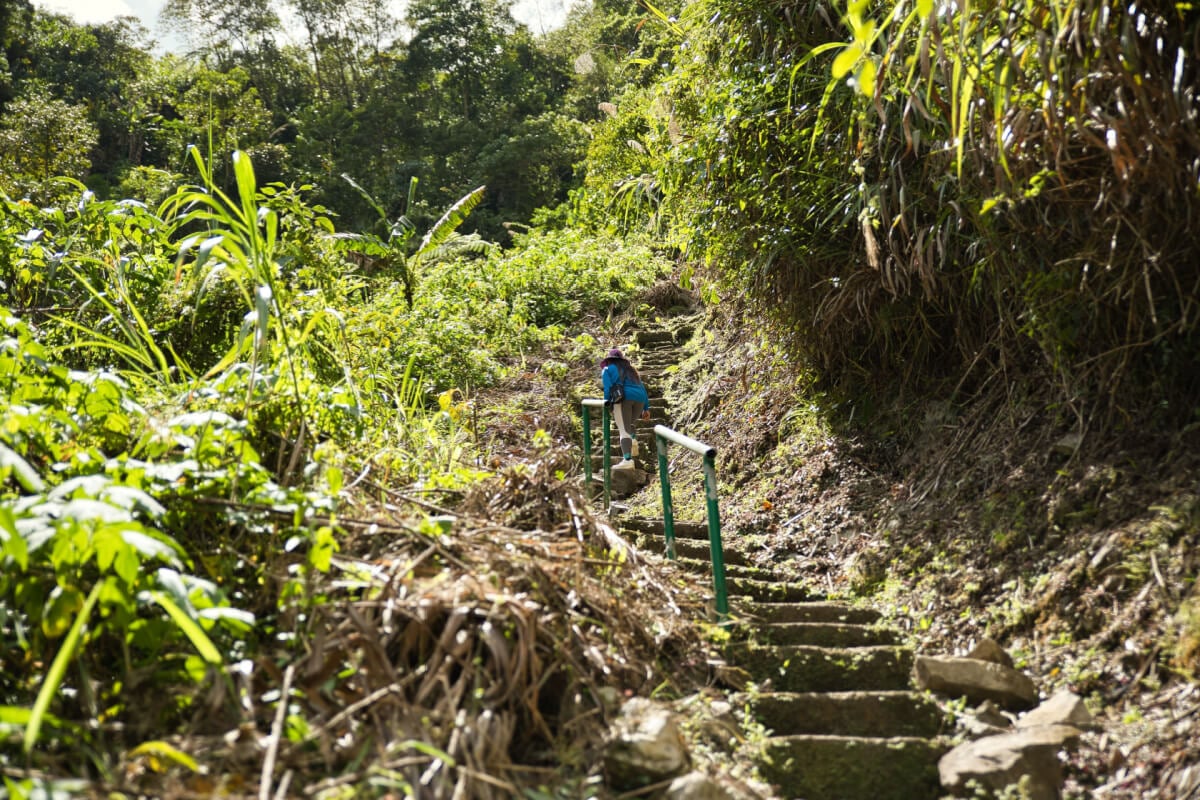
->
[677,557,783,584]
[628,535,752,567]
[635,330,675,345]
[742,621,899,648]
[725,643,914,692]
[727,577,815,603]
[740,691,945,738]
[621,517,707,539]
[735,601,882,626]
[756,735,946,799]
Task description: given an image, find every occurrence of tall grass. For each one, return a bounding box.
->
[661,0,1200,425]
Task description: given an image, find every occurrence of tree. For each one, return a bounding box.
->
[0,88,98,195]
[160,0,281,64]
[12,13,153,177]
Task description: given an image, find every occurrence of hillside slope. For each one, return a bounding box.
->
[622,298,1200,799]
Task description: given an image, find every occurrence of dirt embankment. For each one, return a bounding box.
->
[633,297,1200,799]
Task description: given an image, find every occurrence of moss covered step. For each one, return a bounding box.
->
[626,536,755,567]
[724,643,914,692]
[756,734,945,800]
[735,601,881,625]
[676,557,783,583]
[725,577,815,603]
[620,518,708,539]
[742,621,899,648]
[741,690,945,738]
[634,330,677,345]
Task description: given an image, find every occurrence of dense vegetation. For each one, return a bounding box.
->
[2,0,1200,795]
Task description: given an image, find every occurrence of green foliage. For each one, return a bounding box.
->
[340,228,669,395]
[0,89,98,198]
[619,0,1200,426]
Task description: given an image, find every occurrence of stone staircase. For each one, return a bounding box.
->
[587,326,689,480]
[590,322,949,799]
[620,518,949,799]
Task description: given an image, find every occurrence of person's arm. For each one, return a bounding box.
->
[601,364,616,402]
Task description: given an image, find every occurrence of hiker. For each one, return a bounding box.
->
[599,347,651,469]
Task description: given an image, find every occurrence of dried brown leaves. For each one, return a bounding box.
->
[275,450,713,797]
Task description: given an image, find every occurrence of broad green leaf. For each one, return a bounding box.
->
[26,581,102,754]
[832,44,864,79]
[148,591,223,666]
[416,186,487,259]
[0,443,45,493]
[42,586,85,639]
[857,59,878,97]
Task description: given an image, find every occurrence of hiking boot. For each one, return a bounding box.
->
[613,459,635,470]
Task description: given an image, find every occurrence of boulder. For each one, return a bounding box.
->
[939,724,1083,799]
[599,465,650,496]
[1017,690,1096,732]
[604,698,689,790]
[915,655,1038,710]
[967,637,1016,669]
[664,772,734,800]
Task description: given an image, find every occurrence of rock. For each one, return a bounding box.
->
[595,686,623,714]
[975,700,1014,729]
[604,697,689,790]
[966,637,1015,669]
[601,465,650,496]
[664,772,734,800]
[1051,432,1083,456]
[1017,690,1096,732]
[939,725,1084,799]
[957,700,1013,739]
[914,655,1038,710]
[696,699,741,751]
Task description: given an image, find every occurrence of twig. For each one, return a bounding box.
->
[272,770,293,800]
[260,663,294,800]
[616,777,678,798]
[300,683,406,745]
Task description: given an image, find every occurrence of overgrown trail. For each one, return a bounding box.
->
[589,321,949,799]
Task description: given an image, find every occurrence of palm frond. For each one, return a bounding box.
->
[415,186,486,259]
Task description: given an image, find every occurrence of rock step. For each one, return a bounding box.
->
[756,734,946,800]
[726,577,815,604]
[724,643,914,692]
[675,557,783,584]
[738,621,899,648]
[628,535,754,567]
[735,600,882,625]
[739,690,945,738]
[634,330,677,345]
[621,517,706,539]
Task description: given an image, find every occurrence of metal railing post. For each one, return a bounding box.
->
[702,451,728,619]
[581,399,611,510]
[655,431,676,560]
[652,424,728,623]
[601,404,611,509]
[582,403,594,488]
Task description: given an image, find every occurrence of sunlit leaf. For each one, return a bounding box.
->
[0,443,45,493]
[130,740,200,773]
[832,44,864,79]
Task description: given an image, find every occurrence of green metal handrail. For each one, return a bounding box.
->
[580,398,611,509]
[578,401,728,621]
[654,424,728,621]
